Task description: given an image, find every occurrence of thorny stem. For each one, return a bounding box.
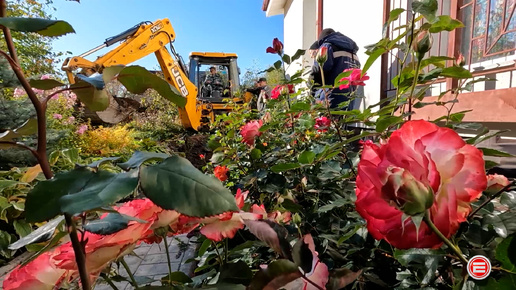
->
[163,235,173,283]
[0,4,92,289]
[0,141,39,159]
[406,58,422,121]
[468,180,516,219]
[0,1,18,64]
[100,273,120,290]
[121,258,139,289]
[423,211,468,265]
[0,50,52,179]
[224,238,229,263]
[444,79,465,126]
[392,12,417,117]
[212,241,223,266]
[320,69,357,177]
[65,215,92,290]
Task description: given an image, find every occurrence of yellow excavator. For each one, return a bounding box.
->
[61,18,251,131]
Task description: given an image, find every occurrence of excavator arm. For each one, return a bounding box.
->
[61,19,201,130]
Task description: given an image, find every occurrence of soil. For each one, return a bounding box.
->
[166,133,213,170]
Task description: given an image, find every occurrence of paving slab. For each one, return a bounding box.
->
[94,234,197,290]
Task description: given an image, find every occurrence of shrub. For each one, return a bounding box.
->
[77,124,140,157]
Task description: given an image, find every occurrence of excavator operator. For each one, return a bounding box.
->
[203,66,224,98]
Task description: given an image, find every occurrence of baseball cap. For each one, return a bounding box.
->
[309,28,335,49]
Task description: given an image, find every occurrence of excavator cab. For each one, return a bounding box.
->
[188,52,240,102]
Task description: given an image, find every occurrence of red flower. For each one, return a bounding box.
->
[240,120,263,146]
[235,188,249,209]
[355,120,487,249]
[266,38,283,54]
[338,68,369,90]
[270,84,294,99]
[214,165,229,181]
[486,174,510,195]
[199,191,260,241]
[316,45,328,64]
[314,116,331,132]
[199,154,205,159]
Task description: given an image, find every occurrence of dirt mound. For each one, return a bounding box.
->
[167,134,212,170]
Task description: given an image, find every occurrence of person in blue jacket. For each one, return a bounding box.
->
[310,28,361,109]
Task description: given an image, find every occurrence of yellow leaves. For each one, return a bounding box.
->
[77,125,140,157]
[21,164,42,183]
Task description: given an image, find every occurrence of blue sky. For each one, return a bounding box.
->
[51,0,284,75]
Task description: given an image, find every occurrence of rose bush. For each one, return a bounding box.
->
[355,120,487,248]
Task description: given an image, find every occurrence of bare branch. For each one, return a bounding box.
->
[0,141,39,159]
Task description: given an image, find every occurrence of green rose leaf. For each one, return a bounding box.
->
[376,115,403,132]
[70,82,110,111]
[501,192,516,208]
[394,249,444,285]
[29,79,65,90]
[483,211,516,238]
[298,150,316,165]
[25,168,138,222]
[479,147,514,157]
[271,163,301,173]
[219,260,253,285]
[440,66,473,79]
[412,0,438,22]
[87,157,121,169]
[59,170,138,216]
[0,17,74,37]
[318,198,348,213]
[429,15,464,33]
[140,155,238,217]
[83,213,130,235]
[117,151,170,171]
[25,167,95,222]
[116,65,186,107]
[495,234,516,272]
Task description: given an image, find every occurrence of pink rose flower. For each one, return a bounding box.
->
[53,113,63,120]
[338,68,370,90]
[355,120,487,249]
[486,174,510,195]
[240,120,263,146]
[3,251,68,290]
[316,45,328,64]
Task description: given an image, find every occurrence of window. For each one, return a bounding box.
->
[383,0,516,98]
[459,0,516,66]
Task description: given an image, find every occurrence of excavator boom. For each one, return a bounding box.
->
[61,18,240,130]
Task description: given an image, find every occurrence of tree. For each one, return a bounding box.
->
[0,0,63,87]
